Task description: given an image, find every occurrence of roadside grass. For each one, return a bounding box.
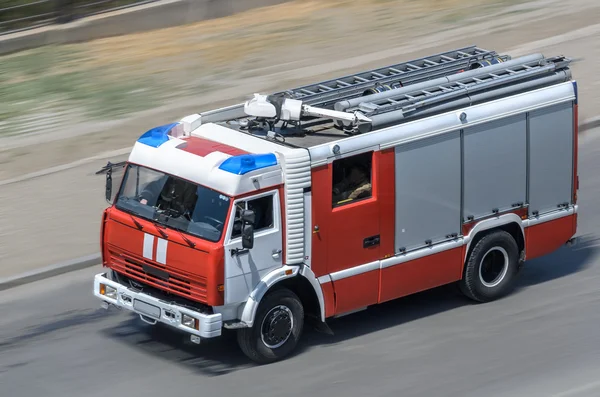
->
[0,46,165,136]
[0,0,536,138]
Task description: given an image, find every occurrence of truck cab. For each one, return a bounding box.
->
[95,118,320,363]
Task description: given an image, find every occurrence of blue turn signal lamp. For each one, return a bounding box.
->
[219,153,278,175]
[137,123,179,148]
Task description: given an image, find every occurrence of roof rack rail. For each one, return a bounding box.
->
[194,46,507,126]
[275,45,507,108]
[335,54,572,133]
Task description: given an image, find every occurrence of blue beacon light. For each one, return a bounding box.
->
[219,153,278,175]
[137,123,179,148]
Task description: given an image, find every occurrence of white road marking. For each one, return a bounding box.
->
[0,147,132,187]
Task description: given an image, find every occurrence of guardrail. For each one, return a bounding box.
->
[0,0,160,36]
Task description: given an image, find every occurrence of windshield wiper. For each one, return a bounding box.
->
[152,209,196,248]
[128,211,174,244]
[149,216,169,239]
[173,228,196,248]
[128,213,144,231]
[153,223,169,239]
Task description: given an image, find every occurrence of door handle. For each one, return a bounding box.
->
[272,249,282,259]
[363,235,380,248]
[230,248,249,257]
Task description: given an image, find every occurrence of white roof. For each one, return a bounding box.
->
[127,123,290,197]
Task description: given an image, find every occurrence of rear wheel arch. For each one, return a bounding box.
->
[464,217,526,265]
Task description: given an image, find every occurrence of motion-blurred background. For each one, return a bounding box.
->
[1,0,598,280]
[1,0,599,282]
[2,1,600,396]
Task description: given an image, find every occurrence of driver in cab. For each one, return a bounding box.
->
[332,164,372,204]
[138,176,197,218]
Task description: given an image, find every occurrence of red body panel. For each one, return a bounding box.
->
[310,151,386,315]
[310,165,331,278]
[104,207,226,306]
[376,148,396,259]
[312,151,388,275]
[321,281,336,318]
[328,199,380,273]
[525,215,576,260]
[379,247,464,304]
[573,104,579,203]
[100,209,109,264]
[332,270,380,315]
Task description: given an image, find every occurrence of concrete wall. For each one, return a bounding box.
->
[0,0,293,55]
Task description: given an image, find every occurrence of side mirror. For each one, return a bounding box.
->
[240,209,255,249]
[241,209,255,224]
[242,224,255,249]
[105,169,113,203]
[97,160,126,205]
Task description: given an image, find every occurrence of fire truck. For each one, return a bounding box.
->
[94,46,579,364]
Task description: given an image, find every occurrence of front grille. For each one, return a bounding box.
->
[107,245,208,303]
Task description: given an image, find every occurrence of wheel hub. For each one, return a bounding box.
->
[261,305,293,349]
[479,246,509,288]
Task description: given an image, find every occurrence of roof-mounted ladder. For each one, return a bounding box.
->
[335,54,572,133]
[276,46,507,108]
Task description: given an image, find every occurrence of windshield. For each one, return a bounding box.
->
[115,163,231,243]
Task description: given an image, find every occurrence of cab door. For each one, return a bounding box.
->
[314,149,381,315]
[223,190,283,305]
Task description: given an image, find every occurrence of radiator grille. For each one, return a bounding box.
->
[107,245,208,303]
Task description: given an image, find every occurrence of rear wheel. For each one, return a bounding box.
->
[237,288,304,364]
[460,230,519,302]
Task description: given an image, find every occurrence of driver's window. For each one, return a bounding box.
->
[231,194,274,239]
[120,165,164,204]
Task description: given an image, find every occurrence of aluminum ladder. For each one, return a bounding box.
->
[352,55,571,117]
[276,46,507,108]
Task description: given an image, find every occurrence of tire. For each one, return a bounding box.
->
[460,230,519,303]
[237,288,304,364]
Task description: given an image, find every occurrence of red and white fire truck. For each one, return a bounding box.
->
[94,46,579,364]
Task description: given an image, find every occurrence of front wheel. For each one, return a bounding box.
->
[237,288,304,364]
[460,229,520,303]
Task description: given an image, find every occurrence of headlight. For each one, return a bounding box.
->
[99,283,117,299]
[182,314,199,330]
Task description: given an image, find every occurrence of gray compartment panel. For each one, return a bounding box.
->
[394,131,462,252]
[463,114,527,220]
[529,102,574,215]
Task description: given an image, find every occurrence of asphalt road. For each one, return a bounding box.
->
[1,128,600,397]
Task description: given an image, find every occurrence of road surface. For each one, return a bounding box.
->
[1,129,599,396]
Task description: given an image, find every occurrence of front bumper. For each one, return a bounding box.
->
[93,272,222,339]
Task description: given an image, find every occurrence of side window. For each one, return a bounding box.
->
[332,151,373,207]
[231,194,275,239]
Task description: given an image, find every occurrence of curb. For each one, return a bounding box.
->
[0,253,101,292]
[0,147,132,187]
[580,116,600,133]
[1,115,599,293]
